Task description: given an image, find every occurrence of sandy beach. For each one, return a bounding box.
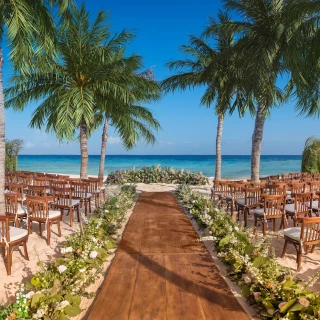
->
[1,178,320,320]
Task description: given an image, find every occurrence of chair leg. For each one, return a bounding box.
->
[253,216,257,235]
[7,247,12,276]
[84,201,87,216]
[39,222,42,236]
[281,240,288,258]
[89,199,92,213]
[305,245,309,255]
[272,219,276,232]
[47,222,51,246]
[69,207,72,227]
[297,245,302,271]
[1,246,5,257]
[311,245,316,253]
[262,221,267,236]
[77,206,80,222]
[23,241,29,260]
[28,219,32,234]
[244,208,248,227]
[57,220,61,237]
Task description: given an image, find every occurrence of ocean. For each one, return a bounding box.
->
[17,155,302,179]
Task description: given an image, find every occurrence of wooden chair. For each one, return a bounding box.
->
[237,187,262,227]
[52,187,80,227]
[227,183,245,214]
[83,177,105,207]
[71,181,92,215]
[307,181,320,198]
[57,175,70,181]
[211,180,230,207]
[26,196,62,245]
[0,215,29,275]
[33,177,49,187]
[262,184,286,196]
[26,185,47,197]
[253,194,286,236]
[5,194,27,227]
[49,180,69,194]
[8,183,26,204]
[285,192,312,227]
[282,217,320,271]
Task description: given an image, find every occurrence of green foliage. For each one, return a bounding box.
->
[5,139,23,171]
[301,136,320,174]
[106,166,209,185]
[177,185,320,320]
[0,188,136,319]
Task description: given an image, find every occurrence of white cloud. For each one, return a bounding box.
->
[24,141,35,149]
[108,137,121,144]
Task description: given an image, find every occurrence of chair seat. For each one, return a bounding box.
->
[80,193,92,199]
[48,210,61,218]
[17,205,27,215]
[57,199,80,207]
[285,204,295,214]
[225,195,233,200]
[253,208,264,216]
[0,226,28,242]
[286,190,291,195]
[284,227,302,241]
[311,200,320,210]
[236,199,245,206]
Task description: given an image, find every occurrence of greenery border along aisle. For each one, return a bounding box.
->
[176,185,320,320]
[106,166,209,185]
[0,185,137,320]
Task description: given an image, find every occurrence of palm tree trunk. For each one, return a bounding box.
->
[215,114,224,180]
[0,48,5,213]
[98,116,109,178]
[251,103,266,182]
[79,119,88,179]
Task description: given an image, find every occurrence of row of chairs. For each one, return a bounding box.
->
[1,171,106,275]
[211,179,320,270]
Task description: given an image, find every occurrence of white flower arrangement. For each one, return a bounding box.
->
[89,250,98,259]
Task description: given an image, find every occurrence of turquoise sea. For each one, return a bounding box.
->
[17,155,302,179]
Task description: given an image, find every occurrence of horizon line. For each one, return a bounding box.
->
[18,154,303,156]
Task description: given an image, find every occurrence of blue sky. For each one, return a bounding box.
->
[3,0,319,155]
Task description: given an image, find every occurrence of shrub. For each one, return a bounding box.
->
[177,185,320,320]
[106,165,208,185]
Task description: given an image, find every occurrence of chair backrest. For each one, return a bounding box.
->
[50,180,69,190]
[244,187,262,207]
[300,217,320,245]
[0,216,12,244]
[248,181,266,188]
[213,180,230,197]
[26,185,47,197]
[34,177,49,187]
[269,175,280,180]
[45,173,58,179]
[8,183,25,203]
[71,181,89,198]
[52,187,72,207]
[25,196,50,220]
[57,175,70,181]
[82,178,99,193]
[261,194,285,218]
[291,192,312,218]
[88,176,103,188]
[5,193,18,216]
[229,183,245,200]
[262,184,286,195]
[290,182,306,195]
[17,174,32,185]
[307,181,320,194]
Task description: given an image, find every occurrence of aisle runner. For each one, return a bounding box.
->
[88,192,250,320]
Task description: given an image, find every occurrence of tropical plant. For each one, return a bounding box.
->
[162,10,254,180]
[301,136,320,174]
[223,0,320,181]
[5,138,23,171]
[0,187,136,320]
[0,0,73,212]
[106,166,209,185]
[177,185,320,320]
[5,4,160,179]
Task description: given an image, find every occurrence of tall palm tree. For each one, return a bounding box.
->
[5,4,160,179]
[162,11,253,180]
[0,0,73,211]
[224,0,319,181]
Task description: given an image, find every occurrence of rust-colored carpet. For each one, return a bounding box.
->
[87,192,250,320]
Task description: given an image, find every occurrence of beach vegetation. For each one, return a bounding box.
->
[5,138,23,171]
[0,0,74,213]
[301,136,320,174]
[177,185,320,320]
[0,187,136,320]
[106,165,208,185]
[5,4,160,179]
[162,10,254,180]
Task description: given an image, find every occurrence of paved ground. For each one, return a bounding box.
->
[88,192,250,320]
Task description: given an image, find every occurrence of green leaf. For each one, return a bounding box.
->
[219,235,230,247]
[72,295,81,306]
[252,256,269,268]
[263,300,274,310]
[282,280,296,290]
[30,277,41,288]
[64,293,73,303]
[244,244,254,255]
[31,293,45,308]
[57,313,68,320]
[105,240,116,250]
[44,316,50,320]
[280,299,297,313]
[64,305,82,317]
[241,284,251,297]
[288,303,303,312]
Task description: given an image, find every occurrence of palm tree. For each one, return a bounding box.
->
[97,64,161,179]
[0,0,73,211]
[301,136,320,174]
[162,11,253,180]
[5,4,160,179]
[224,0,320,181]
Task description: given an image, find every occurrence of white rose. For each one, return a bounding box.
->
[89,250,98,259]
[104,209,109,213]
[234,226,239,231]
[79,268,86,273]
[65,247,73,253]
[61,248,66,254]
[26,291,35,299]
[57,265,67,274]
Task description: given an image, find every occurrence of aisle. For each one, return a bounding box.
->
[88,192,250,320]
